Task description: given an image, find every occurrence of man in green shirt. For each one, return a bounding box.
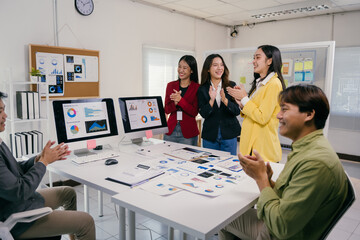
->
[219,84,348,240]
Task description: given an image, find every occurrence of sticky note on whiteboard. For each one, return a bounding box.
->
[87,139,96,149]
[146,130,153,139]
[294,72,304,82]
[304,71,313,82]
[294,61,304,71]
[240,76,246,84]
[304,59,313,70]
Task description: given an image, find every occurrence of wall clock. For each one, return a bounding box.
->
[75,0,94,16]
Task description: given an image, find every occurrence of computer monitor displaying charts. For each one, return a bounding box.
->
[118,96,168,143]
[53,98,118,156]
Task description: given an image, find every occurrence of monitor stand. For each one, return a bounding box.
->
[118,137,160,154]
[131,137,155,146]
[73,148,96,157]
[131,137,143,144]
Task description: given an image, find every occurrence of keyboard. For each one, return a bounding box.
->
[71,151,120,165]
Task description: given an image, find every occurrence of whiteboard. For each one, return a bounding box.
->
[329,46,360,132]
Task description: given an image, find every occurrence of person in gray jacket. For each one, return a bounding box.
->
[0,91,95,240]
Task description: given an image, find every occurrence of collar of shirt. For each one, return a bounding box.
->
[211,80,222,107]
[255,72,275,90]
[288,129,324,160]
[0,137,2,144]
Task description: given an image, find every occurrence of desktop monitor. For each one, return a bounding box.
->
[53,98,119,156]
[118,96,168,143]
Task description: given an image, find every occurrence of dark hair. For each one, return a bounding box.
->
[279,84,329,129]
[0,91,7,100]
[200,54,231,89]
[178,55,199,84]
[249,45,286,96]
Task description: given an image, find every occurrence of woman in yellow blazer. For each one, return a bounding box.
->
[227,45,286,162]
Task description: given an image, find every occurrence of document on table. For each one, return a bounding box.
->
[106,163,165,187]
[167,165,246,197]
[137,156,246,197]
[217,156,243,172]
[165,147,211,160]
[140,175,183,196]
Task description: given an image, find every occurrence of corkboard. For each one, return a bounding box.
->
[29,44,100,99]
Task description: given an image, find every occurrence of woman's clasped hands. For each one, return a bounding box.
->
[170,89,182,105]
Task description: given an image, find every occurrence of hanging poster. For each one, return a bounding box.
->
[282,59,293,77]
[304,58,314,70]
[294,59,304,71]
[64,55,99,82]
[35,52,64,96]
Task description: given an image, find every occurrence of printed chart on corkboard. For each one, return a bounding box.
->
[29,44,100,99]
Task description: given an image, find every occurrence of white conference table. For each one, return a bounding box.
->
[47,149,140,240]
[111,162,284,240]
[48,140,284,240]
[47,139,171,240]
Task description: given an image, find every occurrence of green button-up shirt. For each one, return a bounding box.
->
[257,130,348,239]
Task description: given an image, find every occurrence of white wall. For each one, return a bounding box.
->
[0,0,228,182]
[229,11,360,156]
[0,0,227,133]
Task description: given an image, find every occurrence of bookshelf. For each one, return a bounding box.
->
[5,69,50,160]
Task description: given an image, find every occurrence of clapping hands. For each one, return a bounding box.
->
[170,89,182,105]
[226,84,247,101]
[39,141,71,166]
[238,149,273,190]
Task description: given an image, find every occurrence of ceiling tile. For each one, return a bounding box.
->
[139,0,179,4]
[201,3,244,15]
[339,4,360,10]
[206,15,237,25]
[179,8,215,18]
[162,2,200,14]
[222,11,252,21]
[232,0,280,11]
[175,0,221,9]
[219,0,246,3]
[331,0,360,5]
[275,0,309,4]
[132,0,360,26]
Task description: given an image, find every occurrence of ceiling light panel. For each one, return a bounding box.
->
[251,4,330,19]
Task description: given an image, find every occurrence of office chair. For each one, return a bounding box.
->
[0,207,61,240]
[319,175,356,240]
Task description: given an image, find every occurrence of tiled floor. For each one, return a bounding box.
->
[61,151,360,240]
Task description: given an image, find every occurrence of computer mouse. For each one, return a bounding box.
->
[105,158,118,165]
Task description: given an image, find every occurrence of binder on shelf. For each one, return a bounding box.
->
[17,132,28,155]
[33,92,40,119]
[15,132,26,157]
[16,91,28,119]
[32,130,44,152]
[30,131,38,154]
[27,91,34,119]
[9,133,14,155]
[14,134,22,158]
[21,132,33,155]
[28,131,34,154]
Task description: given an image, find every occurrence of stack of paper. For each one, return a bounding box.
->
[106,164,165,187]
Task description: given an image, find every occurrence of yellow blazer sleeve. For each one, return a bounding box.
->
[241,78,282,126]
